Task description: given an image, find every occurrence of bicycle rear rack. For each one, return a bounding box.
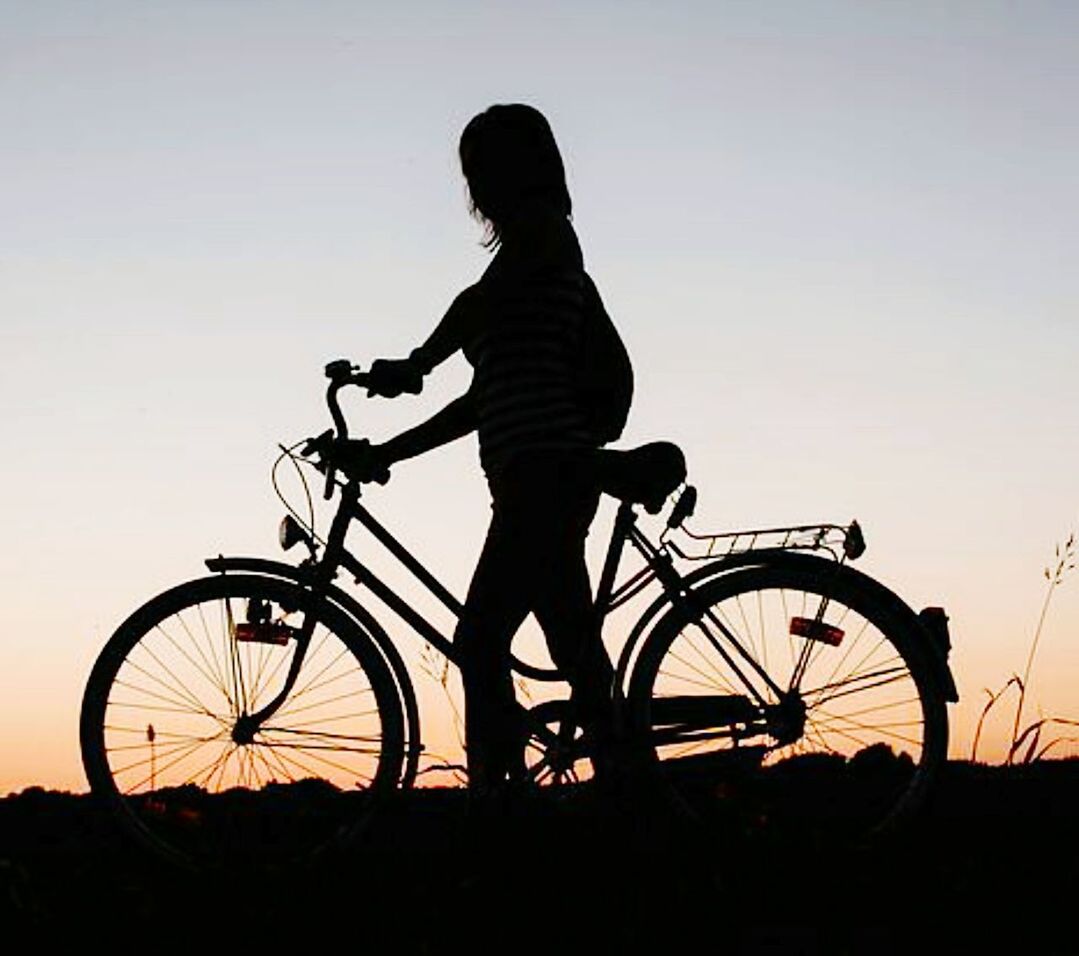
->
[664,520,865,563]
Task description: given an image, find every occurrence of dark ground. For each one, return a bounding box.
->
[2,760,1078,955]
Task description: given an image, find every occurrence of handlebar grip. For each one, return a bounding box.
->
[324,359,354,382]
[324,360,371,388]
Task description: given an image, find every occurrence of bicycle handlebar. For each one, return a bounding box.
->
[315,360,372,499]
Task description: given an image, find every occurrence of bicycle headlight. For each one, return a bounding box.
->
[279,515,305,551]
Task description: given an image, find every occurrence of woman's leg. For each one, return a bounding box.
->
[458,451,613,790]
[531,513,618,777]
[525,455,618,776]
[455,511,532,793]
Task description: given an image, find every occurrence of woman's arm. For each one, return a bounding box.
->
[365,285,484,397]
[334,386,477,482]
[378,385,478,466]
[407,284,484,375]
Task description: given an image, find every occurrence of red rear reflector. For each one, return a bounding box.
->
[234,622,293,646]
[790,617,844,646]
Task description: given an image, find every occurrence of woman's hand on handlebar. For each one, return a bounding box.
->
[330,438,392,485]
[365,357,423,398]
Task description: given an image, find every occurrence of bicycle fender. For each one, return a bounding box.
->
[204,555,423,788]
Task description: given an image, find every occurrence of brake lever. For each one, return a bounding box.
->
[299,429,338,496]
[301,429,335,460]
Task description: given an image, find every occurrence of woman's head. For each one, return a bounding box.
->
[459,104,572,248]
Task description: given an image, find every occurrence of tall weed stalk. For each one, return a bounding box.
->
[970,531,1075,763]
[975,530,1074,763]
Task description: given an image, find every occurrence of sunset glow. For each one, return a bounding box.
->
[3,1,1078,794]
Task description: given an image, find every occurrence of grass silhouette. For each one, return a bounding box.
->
[971,530,1076,763]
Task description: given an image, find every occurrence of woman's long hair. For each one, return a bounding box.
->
[459,104,572,249]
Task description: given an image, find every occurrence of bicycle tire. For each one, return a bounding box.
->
[80,573,405,869]
[627,560,948,842]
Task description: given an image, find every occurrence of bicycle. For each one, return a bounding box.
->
[79,360,958,869]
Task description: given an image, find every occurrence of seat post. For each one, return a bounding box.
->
[594,500,636,617]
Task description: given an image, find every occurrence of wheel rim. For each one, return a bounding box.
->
[84,577,398,866]
[636,572,943,838]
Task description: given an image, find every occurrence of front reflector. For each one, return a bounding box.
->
[790,616,845,646]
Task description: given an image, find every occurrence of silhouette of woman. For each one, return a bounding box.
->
[342,104,625,793]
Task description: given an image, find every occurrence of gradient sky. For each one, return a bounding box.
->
[3,1,1078,792]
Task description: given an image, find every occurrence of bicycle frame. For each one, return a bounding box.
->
[211,468,797,759]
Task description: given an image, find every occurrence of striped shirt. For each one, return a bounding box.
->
[464,266,595,476]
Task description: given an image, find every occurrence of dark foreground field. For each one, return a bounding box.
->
[2,760,1078,955]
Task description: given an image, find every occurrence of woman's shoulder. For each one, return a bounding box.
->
[517,208,581,265]
[482,210,582,289]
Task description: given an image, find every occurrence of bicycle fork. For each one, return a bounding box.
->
[229,484,356,744]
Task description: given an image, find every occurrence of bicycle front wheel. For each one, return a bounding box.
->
[80,574,405,869]
[627,561,948,842]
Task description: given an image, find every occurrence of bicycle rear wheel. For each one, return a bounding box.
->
[80,574,405,869]
[627,560,948,842]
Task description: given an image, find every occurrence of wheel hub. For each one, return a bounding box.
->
[765,693,806,746]
[232,713,257,745]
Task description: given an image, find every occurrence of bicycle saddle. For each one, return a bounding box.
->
[594,441,686,513]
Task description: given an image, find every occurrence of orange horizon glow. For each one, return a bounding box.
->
[4,2,1078,797]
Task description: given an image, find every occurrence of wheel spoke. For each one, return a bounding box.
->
[248,632,295,706]
[811,616,873,700]
[657,668,737,695]
[195,603,232,711]
[275,692,379,721]
[274,681,374,720]
[755,589,767,675]
[111,677,225,725]
[107,699,221,717]
[734,594,757,666]
[118,651,220,722]
[661,634,742,691]
[259,743,327,783]
[824,695,921,721]
[285,629,342,700]
[261,726,385,743]
[803,665,910,708]
[154,617,231,703]
[120,736,221,792]
[107,733,222,755]
[811,709,924,748]
[258,741,377,780]
[189,741,237,789]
